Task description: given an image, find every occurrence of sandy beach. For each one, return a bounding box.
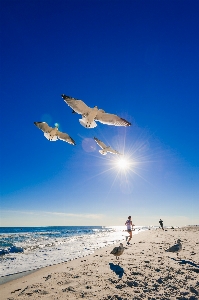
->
[1,226,199,300]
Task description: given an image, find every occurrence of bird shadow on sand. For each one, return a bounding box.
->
[171,258,199,269]
[109,263,124,278]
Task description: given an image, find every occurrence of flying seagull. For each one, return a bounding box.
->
[61,94,131,128]
[110,243,124,260]
[94,137,122,155]
[34,122,76,145]
[165,239,182,257]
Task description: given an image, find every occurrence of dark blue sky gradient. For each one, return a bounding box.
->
[1,0,199,226]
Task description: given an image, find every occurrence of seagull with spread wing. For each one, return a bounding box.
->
[34,122,76,145]
[94,137,122,155]
[61,94,131,128]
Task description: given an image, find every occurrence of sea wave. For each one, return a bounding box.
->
[0,226,149,277]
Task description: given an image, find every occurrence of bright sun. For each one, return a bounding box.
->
[116,157,130,170]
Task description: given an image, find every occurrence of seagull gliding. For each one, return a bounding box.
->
[94,137,122,155]
[61,94,131,128]
[34,122,76,145]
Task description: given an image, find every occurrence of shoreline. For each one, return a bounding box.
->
[1,226,199,299]
[0,225,133,278]
[0,226,143,284]
[0,270,38,285]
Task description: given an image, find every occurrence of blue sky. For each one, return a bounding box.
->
[0,0,199,227]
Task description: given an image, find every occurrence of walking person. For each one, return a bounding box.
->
[159,219,164,230]
[125,216,134,245]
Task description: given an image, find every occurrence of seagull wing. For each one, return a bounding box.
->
[57,130,76,145]
[34,122,53,133]
[118,247,124,255]
[107,147,122,155]
[110,247,119,255]
[61,94,90,115]
[94,137,107,149]
[166,243,180,253]
[95,111,131,127]
[111,246,124,256]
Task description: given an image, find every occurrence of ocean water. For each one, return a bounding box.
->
[0,226,149,277]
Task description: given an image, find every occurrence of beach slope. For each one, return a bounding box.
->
[1,226,199,299]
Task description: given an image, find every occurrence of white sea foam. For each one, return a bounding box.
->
[0,226,148,277]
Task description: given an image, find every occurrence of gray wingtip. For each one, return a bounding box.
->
[121,118,131,126]
[34,121,40,126]
[71,138,76,145]
[61,94,79,101]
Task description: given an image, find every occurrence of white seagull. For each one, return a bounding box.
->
[94,137,122,155]
[34,122,76,145]
[165,239,182,257]
[110,243,124,260]
[61,94,131,128]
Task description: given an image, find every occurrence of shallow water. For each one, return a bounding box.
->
[0,226,149,277]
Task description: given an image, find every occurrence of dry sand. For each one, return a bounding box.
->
[1,226,199,300]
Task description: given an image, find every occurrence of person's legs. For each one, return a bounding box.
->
[127,230,132,243]
[126,230,130,241]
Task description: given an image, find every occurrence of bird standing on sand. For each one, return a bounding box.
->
[110,243,124,260]
[165,239,182,257]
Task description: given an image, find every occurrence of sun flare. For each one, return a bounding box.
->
[116,157,131,170]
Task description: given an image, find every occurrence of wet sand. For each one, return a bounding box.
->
[1,226,199,299]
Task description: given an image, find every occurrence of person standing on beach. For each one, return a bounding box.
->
[125,216,134,245]
[159,219,164,230]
